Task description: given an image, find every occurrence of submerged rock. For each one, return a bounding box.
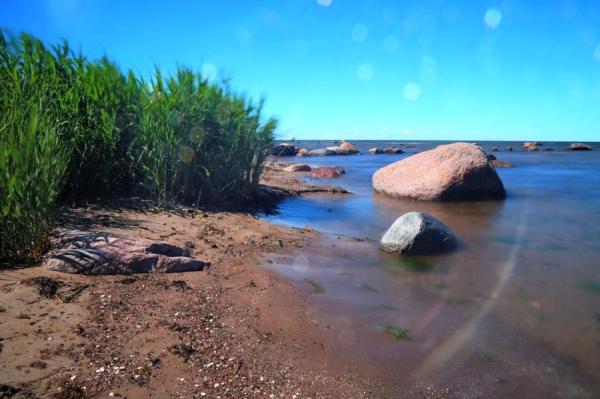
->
[491,160,513,168]
[569,143,593,151]
[372,142,506,201]
[311,166,345,178]
[46,230,208,275]
[380,212,457,256]
[271,143,297,156]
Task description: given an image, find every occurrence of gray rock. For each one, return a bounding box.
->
[309,148,336,156]
[568,143,593,151]
[271,143,297,156]
[380,212,457,256]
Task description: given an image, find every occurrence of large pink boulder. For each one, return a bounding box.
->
[372,142,506,201]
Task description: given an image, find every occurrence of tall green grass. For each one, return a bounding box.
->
[0,102,70,262]
[135,69,275,205]
[0,29,276,263]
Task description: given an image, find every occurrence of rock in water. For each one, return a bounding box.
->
[383,146,404,154]
[372,142,506,201]
[522,142,539,151]
[380,212,457,256]
[338,141,359,154]
[271,143,297,156]
[311,166,345,178]
[309,148,336,156]
[568,143,593,151]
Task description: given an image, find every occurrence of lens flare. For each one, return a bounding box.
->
[316,0,332,7]
[357,63,373,81]
[403,82,421,101]
[178,145,195,164]
[484,8,502,29]
[352,24,369,43]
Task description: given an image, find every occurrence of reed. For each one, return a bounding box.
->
[0,29,276,263]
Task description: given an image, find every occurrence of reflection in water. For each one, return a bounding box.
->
[261,140,600,396]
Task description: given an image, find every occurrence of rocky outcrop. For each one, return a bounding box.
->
[372,142,506,201]
[271,143,297,156]
[311,167,345,178]
[380,212,457,256]
[383,147,404,154]
[569,143,593,151]
[283,164,312,172]
[45,230,208,275]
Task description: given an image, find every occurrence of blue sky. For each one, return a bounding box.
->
[1,0,599,141]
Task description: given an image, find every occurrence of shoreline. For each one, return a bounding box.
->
[0,169,375,398]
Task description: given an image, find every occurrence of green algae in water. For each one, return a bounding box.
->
[380,304,399,311]
[472,347,501,362]
[384,324,411,340]
[385,257,433,272]
[360,283,380,292]
[581,281,600,295]
[446,297,476,305]
[304,279,325,294]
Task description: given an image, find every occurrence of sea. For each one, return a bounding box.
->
[260,140,600,397]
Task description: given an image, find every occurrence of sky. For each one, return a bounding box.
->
[1,0,600,142]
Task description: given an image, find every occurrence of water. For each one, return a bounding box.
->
[260,140,600,397]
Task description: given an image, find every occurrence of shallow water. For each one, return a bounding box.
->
[260,140,600,397]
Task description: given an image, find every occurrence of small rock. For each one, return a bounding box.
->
[522,142,540,151]
[568,143,593,151]
[296,148,310,157]
[311,167,345,178]
[380,212,457,256]
[369,147,383,154]
[309,148,336,156]
[383,146,404,154]
[271,143,296,156]
[283,164,311,172]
